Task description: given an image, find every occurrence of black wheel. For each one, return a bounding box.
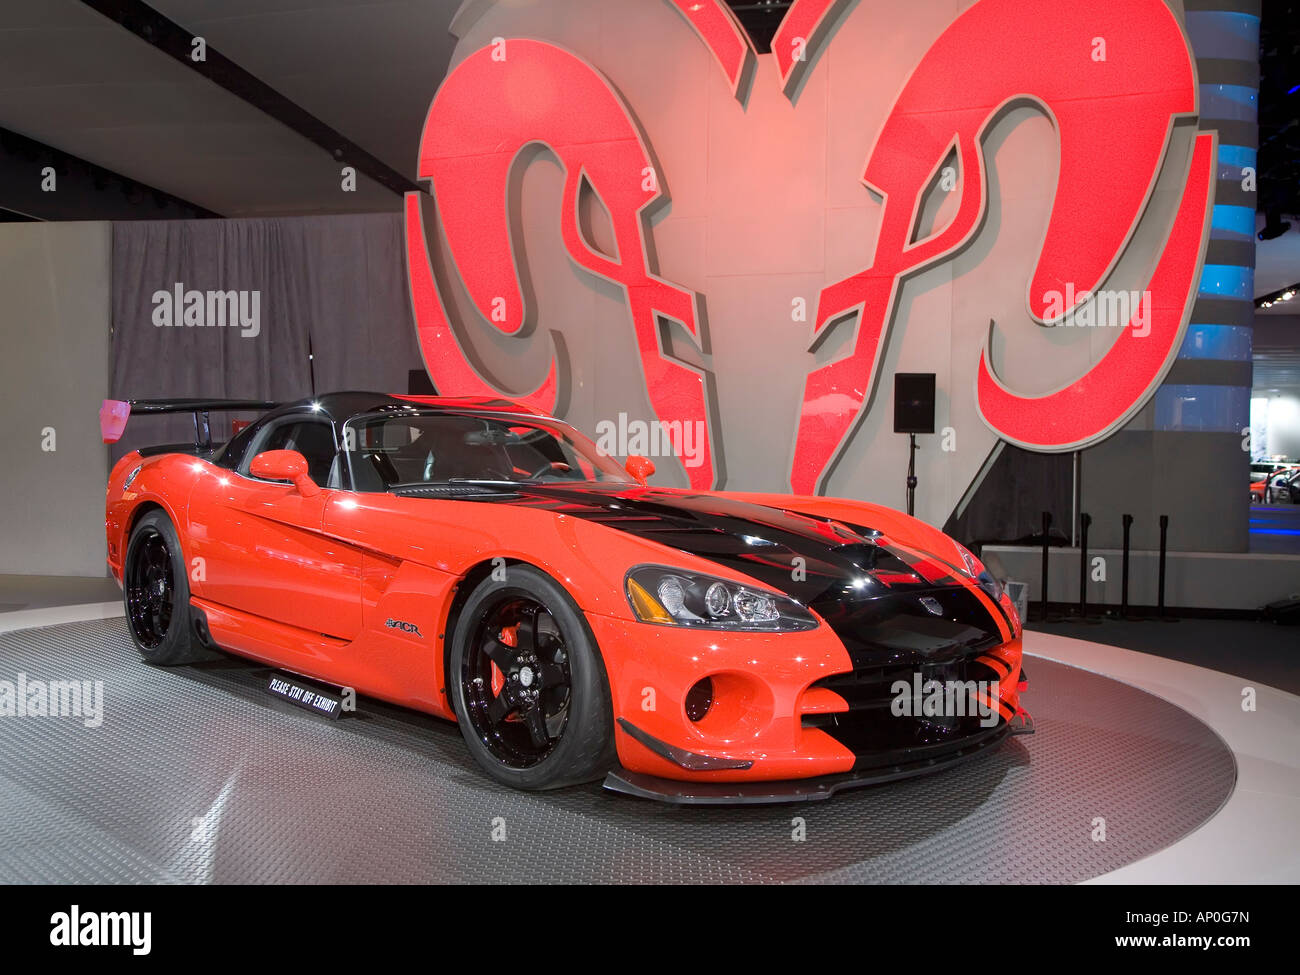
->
[123,509,202,665]
[449,565,615,790]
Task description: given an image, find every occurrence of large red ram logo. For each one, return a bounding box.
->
[405,0,1214,493]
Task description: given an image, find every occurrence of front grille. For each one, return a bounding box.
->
[802,653,1007,769]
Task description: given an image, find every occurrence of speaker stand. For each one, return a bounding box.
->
[906,433,918,517]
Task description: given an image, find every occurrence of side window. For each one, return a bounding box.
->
[243,418,337,486]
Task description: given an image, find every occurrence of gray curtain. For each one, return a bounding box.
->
[110,213,422,460]
[286,213,424,395]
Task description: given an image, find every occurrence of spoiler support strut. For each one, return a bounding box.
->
[101,398,279,449]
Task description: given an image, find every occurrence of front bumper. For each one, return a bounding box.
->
[604,709,1034,804]
[585,606,1028,789]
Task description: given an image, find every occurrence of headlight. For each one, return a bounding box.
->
[955,544,1004,601]
[625,566,818,632]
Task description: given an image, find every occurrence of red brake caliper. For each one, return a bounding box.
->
[491,623,519,700]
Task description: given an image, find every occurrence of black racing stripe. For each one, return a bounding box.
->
[991,592,1017,635]
[810,584,1005,669]
[805,652,1011,770]
[436,483,963,606]
[417,483,1014,655]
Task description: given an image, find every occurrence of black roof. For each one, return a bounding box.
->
[266,391,544,425]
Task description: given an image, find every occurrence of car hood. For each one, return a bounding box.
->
[410,482,1013,662]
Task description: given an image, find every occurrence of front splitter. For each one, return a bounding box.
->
[603,716,1031,805]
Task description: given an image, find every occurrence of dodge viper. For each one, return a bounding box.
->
[102,392,1032,803]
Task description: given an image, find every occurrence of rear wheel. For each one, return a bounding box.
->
[449,566,615,790]
[123,510,203,665]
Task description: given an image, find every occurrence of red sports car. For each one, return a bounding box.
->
[103,393,1031,803]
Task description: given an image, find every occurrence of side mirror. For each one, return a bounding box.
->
[250,449,320,497]
[625,455,655,485]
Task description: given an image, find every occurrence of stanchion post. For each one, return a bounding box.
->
[1037,511,1052,621]
[1158,514,1178,622]
[1071,512,1100,624]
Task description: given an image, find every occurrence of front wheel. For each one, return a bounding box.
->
[448,566,615,790]
[123,509,203,665]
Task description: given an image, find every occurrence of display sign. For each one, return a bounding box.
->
[405,0,1213,494]
[267,673,346,720]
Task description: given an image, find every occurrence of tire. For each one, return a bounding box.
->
[123,509,203,665]
[448,565,616,790]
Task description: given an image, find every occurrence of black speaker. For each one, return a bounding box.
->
[893,373,936,434]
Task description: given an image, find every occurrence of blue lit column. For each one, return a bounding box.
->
[1079,0,1259,554]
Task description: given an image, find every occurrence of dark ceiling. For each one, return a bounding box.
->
[724,0,792,52]
[0,0,1293,238]
[0,0,459,220]
[1258,0,1299,229]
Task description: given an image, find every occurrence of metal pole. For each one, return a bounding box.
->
[1158,514,1177,622]
[1071,513,1099,624]
[193,409,211,452]
[1071,451,1081,547]
[1078,513,1089,617]
[1037,511,1052,621]
[1121,513,1133,620]
[906,434,917,517]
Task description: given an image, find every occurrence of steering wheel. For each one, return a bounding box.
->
[527,461,572,480]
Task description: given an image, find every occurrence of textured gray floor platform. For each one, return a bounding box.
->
[0,618,1235,883]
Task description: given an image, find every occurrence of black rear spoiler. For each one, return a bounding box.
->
[101,398,279,451]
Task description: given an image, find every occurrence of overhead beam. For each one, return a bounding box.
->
[0,125,217,221]
[78,0,423,199]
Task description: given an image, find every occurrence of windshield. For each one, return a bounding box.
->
[341,411,633,490]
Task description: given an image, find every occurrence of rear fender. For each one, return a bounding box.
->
[106,453,204,582]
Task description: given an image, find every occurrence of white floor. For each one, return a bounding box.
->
[1026,631,1300,884]
[0,601,124,635]
[3,602,1296,883]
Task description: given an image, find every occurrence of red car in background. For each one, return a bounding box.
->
[1253,463,1299,504]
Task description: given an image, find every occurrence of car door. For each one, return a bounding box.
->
[187,412,363,640]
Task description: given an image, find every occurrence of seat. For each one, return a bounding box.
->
[283,422,337,487]
[412,419,512,480]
